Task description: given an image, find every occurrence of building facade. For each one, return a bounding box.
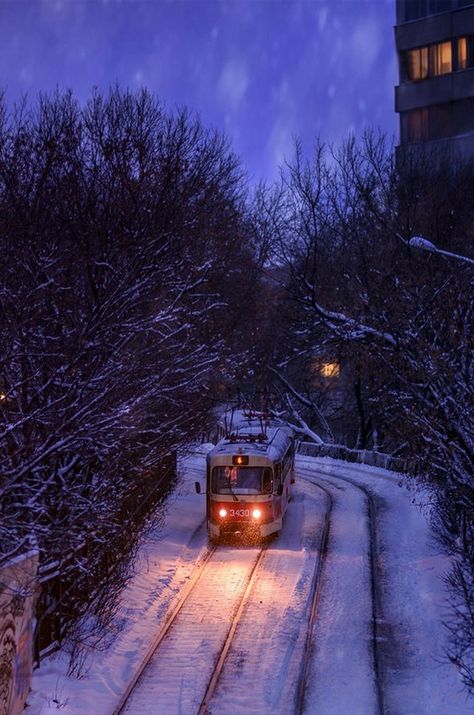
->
[395,0,474,160]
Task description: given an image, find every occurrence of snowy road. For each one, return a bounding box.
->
[28,450,472,714]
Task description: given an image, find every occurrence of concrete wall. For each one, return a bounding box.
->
[396,130,474,162]
[395,69,474,111]
[0,551,39,715]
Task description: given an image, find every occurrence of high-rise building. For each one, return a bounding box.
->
[395,0,474,159]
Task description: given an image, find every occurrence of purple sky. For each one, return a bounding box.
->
[1,0,398,183]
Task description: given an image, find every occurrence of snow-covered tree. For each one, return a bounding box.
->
[0,89,261,650]
[260,133,474,691]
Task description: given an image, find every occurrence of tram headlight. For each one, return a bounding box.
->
[219,508,227,518]
[252,508,262,519]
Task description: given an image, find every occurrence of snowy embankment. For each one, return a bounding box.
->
[27,446,214,714]
[27,451,471,714]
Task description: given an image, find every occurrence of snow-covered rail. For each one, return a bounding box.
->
[113,479,335,715]
[116,544,267,714]
[312,469,385,714]
[112,539,218,714]
[298,464,385,715]
[295,480,333,714]
[197,546,267,714]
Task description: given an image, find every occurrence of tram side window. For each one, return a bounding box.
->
[281,444,295,481]
[274,463,282,492]
[263,468,273,494]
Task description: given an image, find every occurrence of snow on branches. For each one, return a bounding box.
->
[0,90,258,591]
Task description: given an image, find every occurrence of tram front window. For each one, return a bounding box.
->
[211,466,273,495]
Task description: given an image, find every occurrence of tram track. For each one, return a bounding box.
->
[295,480,333,715]
[115,457,383,715]
[297,453,403,486]
[114,480,333,715]
[112,538,217,714]
[197,546,267,715]
[114,542,268,715]
[198,477,335,715]
[298,464,386,715]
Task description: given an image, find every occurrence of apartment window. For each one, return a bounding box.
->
[310,359,341,381]
[401,108,430,142]
[458,37,468,69]
[454,97,474,133]
[320,362,340,378]
[456,35,474,69]
[399,100,474,144]
[430,103,452,137]
[407,46,429,79]
[404,39,457,80]
[429,0,451,12]
[432,41,452,74]
[403,0,451,22]
[405,0,426,21]
[410,108,429,142]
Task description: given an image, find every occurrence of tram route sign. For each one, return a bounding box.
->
[232,455,249,466]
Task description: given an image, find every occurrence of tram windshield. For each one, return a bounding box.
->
[211,466,273,495]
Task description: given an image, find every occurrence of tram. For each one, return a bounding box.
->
[195,411,296,541]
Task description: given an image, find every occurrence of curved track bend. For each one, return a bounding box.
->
[114,463,378,715]
[298,463,385,715]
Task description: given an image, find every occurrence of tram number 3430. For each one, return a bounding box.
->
[229,508,250,517]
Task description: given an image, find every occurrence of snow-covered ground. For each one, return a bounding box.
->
[27,450,473,714]
[298,458,471,715]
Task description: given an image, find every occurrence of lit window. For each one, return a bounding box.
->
[420,46,429,77]
[458,37,468,70]
[320,362,340,378]
[407,47,428,80]
[432,41,452,75]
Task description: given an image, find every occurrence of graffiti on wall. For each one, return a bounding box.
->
[0,551,39,715]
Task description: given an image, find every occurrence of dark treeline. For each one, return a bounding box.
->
[0,89,472,688]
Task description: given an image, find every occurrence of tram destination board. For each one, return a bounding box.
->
[232,455,249,466]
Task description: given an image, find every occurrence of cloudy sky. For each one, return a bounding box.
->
[1,0,398,182]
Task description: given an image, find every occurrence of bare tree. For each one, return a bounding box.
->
[259,132,474,691]
[0,88,262,654]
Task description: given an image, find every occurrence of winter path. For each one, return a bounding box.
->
[27,450,472,714]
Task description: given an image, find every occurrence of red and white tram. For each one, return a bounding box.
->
[196,413,296,541]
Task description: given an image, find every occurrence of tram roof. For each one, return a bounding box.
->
[209,424,294,463]
[216,407,280,430]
